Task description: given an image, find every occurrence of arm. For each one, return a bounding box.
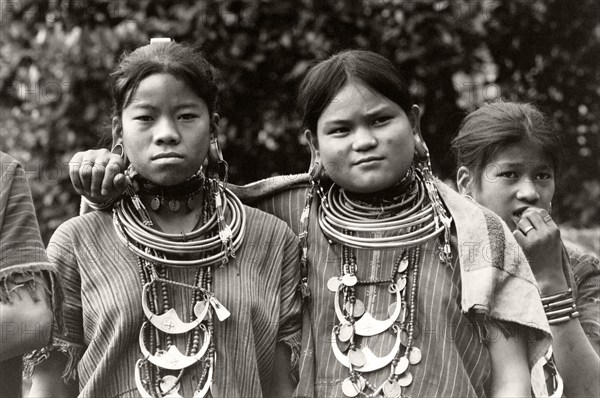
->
[0,274,52,360]
[28,350,78,398]
[69,149,126,203]
[266,342,295,398]
[0,153,55,359]
[514,209,600,397]
[487,324,531,398]
[269,225,302,397]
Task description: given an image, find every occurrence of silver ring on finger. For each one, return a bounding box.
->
[542,214,552,223]
[522,225,534,235]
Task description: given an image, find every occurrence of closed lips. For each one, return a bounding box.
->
[355,156,383,165]
[152,152,183,160]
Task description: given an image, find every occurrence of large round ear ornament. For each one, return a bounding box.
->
[411,105,430,163]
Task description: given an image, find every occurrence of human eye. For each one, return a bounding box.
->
[134,114,153,122]
[535,171,554,181]
[179,113,199,121]
[327,126,349,136]
[498,171,518,179]
[373,115,392,126]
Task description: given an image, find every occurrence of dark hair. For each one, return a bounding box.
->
[297,50,412,134]
[111,42,218,118]
[452,100,561,182]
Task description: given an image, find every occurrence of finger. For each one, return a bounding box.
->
[113,173,127,193]
[91,161,108,198]
[537,208,556,227]
[79,154,96,196]
[101,157,125,197]
[516,217,535,236]
[69,152,85,195]
[521,207,555,230]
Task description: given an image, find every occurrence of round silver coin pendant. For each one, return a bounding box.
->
[151,196,161,211]
[396,276,407,291]
[394,356,409,375]
[168,199,181,212]
[348,348,366,367]
[399,257,409,272]
[338,323,354,342]
[160,375,181,396]
[341,377,364,397]
[342,274,357,287]
[408,347,422,365]
[382,380,402,398]
[352,299,365,318]
[398,371,413,387]
[327,277,342,292]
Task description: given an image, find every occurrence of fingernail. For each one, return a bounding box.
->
[101,189,107,196]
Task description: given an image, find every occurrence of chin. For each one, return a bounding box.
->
[338,177,397,194]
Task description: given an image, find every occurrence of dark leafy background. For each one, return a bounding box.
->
[1,0,598,248]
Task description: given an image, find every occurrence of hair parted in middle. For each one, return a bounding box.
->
[297,50,413,136]
[111,41,219,119]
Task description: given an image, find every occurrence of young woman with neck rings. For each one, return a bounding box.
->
[70,50,551,397]
[29,40,302,398]
[454,100,600,398]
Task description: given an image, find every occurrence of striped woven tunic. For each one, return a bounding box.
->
[48,205,302,397]
[252,180,551,398]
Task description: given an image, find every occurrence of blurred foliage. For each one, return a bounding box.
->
[0,0,598,243]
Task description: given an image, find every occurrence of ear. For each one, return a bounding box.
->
[111,117,123,147]
[305,129,320,163]
[456,166,474,196]
[210,113,220,137]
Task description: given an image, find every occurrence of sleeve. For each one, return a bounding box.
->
[570,249,600,353]
[43,222,85,382]
[0,153,60,309]
[276,225,303,383]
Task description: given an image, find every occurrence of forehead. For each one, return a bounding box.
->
[126,73,205,107]
[318,81,400,123]
[491,143,553,169]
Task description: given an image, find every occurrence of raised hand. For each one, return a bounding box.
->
[69,148,127,204]
[513,207,568,294]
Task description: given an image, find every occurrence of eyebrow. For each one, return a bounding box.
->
[495,161,553,169]
[127,102,204,110]
[321,105,395,126]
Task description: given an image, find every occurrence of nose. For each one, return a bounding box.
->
[515,178,541,203]
[351,126,377,151]
[153,116,180,146]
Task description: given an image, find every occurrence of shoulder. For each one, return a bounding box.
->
[1,152,28,199]
[0,151,20,175]
[50,211,113,246]
[230,174,311,205]
[243,205,298,241]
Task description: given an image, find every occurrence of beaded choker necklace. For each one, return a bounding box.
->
[134,172,205,212]
[114,168,246,397]
[316,167,452,397]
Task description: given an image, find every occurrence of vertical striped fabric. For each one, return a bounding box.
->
[1,152,59,398]
[0,151,54,287]
[47,205,302,397]
[566,244,600,353]
[255,185,536,398]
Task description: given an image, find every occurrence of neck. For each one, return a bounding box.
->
[345,168,417,206]
[133,172,207,233]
